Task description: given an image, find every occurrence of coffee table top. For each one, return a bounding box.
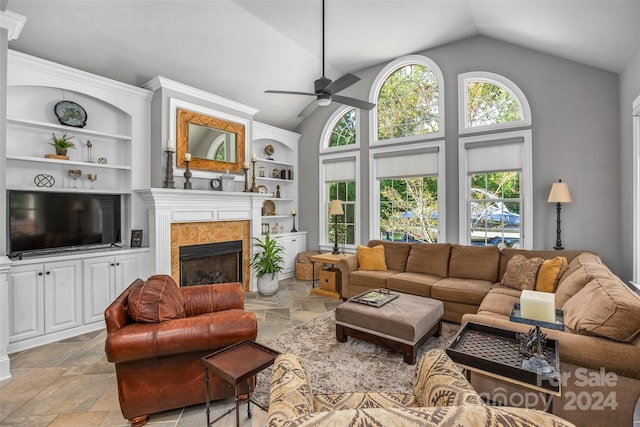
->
[201,340,279,385]
[446,322,560,395]
[309,253,348,264]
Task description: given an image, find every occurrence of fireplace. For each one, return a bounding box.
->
[179,240,243,287]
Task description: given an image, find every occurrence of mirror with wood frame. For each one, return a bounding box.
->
[176,108,245,173]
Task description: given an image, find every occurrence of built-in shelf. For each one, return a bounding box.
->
[7,117,132,141]
[262,215,290,220]
[256,176,294,183]
[256,157,294,168]
[7,155,131,170]
[7,186,131,195]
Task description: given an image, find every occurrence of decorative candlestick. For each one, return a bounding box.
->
[164,150,175,188]
[243,165,250,192]
[291,213,297,233]
[249,158,258,192]
[183,159,192,189]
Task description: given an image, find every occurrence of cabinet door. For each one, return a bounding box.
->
[114,253,146,296]
[7,265,44,342]
[44,260,82,333]
[281,235,305,275]
[83,256,115,324]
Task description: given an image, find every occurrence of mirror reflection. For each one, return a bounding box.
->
[176,108,245,173]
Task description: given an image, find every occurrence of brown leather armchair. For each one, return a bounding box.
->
[104,276,257,426]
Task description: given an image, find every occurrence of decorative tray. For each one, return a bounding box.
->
[510,304,565,330]
[348,288,399,307]
[446,322,560,393]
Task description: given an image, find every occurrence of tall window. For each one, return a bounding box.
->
[327,181,356,246]
[370,55,445,143]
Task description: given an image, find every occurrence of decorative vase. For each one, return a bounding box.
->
[56,148,68,156]
[257,273,279,296]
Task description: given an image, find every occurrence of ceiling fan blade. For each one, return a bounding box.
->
[297,100,319,118]
[332,95,376,111]
[325,73,360,95]
[265,90,317,96]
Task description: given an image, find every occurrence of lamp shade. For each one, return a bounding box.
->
[547,180,572,203]
[329,200,344,215]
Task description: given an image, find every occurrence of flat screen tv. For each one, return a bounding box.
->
[8,190,122,256]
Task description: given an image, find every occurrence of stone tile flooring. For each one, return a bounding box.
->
[0,278,340,427]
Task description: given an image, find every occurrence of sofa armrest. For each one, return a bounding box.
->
[413,349,484,407]
[338,254,358,298]
[181,282,245,317]
[266,354,315,427]
[105,309,256,363]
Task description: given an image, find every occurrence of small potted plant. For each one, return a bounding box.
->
[250,233,284,296]
[49,132,75,157]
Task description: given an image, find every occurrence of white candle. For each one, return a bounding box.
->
[166,139,175,152]
[184,153,192,162]
[244,162,250,169]
[251,152,256,162]
[291,208,296,215]
[520,290,555,323]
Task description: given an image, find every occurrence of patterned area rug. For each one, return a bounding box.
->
[253,310,459,406]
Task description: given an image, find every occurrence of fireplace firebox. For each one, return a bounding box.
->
[179,240,242,287]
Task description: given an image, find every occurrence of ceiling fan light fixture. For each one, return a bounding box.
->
[317,97,331,107]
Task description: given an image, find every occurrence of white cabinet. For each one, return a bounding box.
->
[275,232,307,278]
[7,260,82,343]
[83,252,147,323]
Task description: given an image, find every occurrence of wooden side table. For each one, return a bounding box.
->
[309,253,348,299]
[201,340,279,427]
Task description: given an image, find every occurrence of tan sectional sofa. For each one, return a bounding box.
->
[337,240,640,427]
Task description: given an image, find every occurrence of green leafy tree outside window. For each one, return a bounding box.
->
[328,181,356,245]
[329,109,356,147]
[467,82,522,127]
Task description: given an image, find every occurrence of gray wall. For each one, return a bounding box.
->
[297,36,624,277]
[619,44,640,281]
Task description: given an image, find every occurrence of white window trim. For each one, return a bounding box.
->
[369,54,445,145]
[319,105,360,154]
[318,151,361,252]
[458,71,532,135]
[458,130,533,249]
[633,93,640,283]
[369,141,446,242]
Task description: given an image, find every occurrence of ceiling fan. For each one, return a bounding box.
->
[265,0,376,118]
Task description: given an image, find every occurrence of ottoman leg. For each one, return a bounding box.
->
[336,324,347,342]
[435,320,442,337]
[403,344,417,365]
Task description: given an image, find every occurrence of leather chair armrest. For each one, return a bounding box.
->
[105,309,256,363]
[266,354,314,426]
[181,282,245,317]
[338,254,358,298]
[413,349,484,407]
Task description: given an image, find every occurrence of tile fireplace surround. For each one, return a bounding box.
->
[137,188,271,291]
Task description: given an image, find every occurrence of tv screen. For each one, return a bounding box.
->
[8,190,122,256]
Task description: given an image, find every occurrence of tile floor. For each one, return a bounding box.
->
[0,277,341,427]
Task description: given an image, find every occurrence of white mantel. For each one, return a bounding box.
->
[136,188,271,291]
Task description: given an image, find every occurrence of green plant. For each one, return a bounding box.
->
[250,234,284,279]
[49,132,76,150]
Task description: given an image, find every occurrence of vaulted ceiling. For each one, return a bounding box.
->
[6,0,640,131]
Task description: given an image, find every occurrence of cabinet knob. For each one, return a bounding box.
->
[116,262,120,266]
[45,271,50,275]
[38,272,43,276]
[110,263,115,267]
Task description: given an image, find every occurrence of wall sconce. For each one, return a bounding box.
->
[547,179,572,250]
[329,200,344,255]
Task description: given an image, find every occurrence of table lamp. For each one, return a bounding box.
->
[329,200,344,255]
[547,179,572,250]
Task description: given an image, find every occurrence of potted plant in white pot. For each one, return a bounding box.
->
[250,234,284,296]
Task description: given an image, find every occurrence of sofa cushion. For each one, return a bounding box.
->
[477,285,522,317]
[350,269,398,290]
[563,276,640,343]
[501,254,544,291]
[405,243,451,277]
[448,245,500,282]
[555,261,613,309]
[556,252,603,288]
[431,278,494,305]
[357,245,387,271]
[499,248,583,278]
[387,272,441,297]
[535,256,568,292]
[127,275,185,323]
[368,240,411,272]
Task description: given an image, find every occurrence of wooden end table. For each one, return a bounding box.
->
[309,252,347,299]
[201,340,279,427]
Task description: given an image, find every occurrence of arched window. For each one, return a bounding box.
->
[370,55,445,143]
[458,72,531,134]
[320,106,359,153]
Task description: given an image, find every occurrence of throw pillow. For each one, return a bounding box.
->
[128,274,186,322]
[357,245,387,271]
[535,256,568,293]
[501,254,544,290]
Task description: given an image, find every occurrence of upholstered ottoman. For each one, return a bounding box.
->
[335,292,443,364]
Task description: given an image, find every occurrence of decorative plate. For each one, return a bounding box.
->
[264,144,275,157]
[34,174,55,187]
[54,101,87,128]
[263,200,276,216]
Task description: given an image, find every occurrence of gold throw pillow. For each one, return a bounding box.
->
[357,245,387,271]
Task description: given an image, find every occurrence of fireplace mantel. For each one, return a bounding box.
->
[136,188,271,291]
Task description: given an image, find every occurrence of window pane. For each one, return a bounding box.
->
[379,176,438,243]
[467,81,522,127]
[327,180,356,245]
[377,64,439,140]
[329,109,356,147]
[469,172,521,249]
